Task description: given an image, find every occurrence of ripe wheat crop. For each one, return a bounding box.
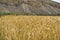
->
[0,15,60,40]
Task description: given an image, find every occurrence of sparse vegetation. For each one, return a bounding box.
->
[0,15,60,40]
[0,0,60,15]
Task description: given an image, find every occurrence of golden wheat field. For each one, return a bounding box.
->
[0,15,60,40]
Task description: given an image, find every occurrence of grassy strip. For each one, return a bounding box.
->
[0,16,60,40]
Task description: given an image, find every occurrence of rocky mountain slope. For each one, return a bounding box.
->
[0,0,60,15]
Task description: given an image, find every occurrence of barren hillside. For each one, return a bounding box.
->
[0,0,60,15]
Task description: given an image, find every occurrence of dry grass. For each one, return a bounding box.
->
[0,15,60,40]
